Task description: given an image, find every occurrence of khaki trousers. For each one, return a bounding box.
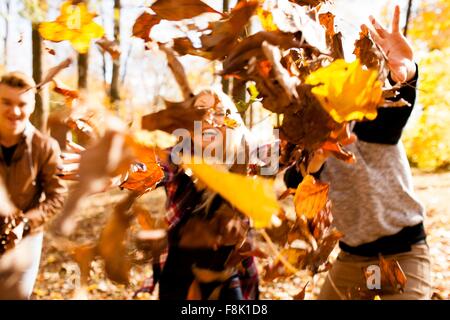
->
[318,243,432,300]
[0,232,43,300]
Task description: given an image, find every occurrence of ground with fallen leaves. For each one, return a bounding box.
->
[32,170,450,300]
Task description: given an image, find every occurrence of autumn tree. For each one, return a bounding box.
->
[21,0,50,132]
[402,0,450,170]
[109,0,121,108]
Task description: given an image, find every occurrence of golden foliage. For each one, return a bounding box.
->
[38,1,104,53]
[184,159,280,229]
[403,49,450,171]
[409,0,450,50]
[305,59,383,123]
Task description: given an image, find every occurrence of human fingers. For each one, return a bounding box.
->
[369,15,389,38]
[392,5,401,33]
[66,140,85,153]
[61,152,81,163]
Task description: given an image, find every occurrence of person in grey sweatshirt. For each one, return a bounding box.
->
[284,6,431,299]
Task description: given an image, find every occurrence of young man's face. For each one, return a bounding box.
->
[0,84,35,137]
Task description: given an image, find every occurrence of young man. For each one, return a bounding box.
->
[0,72,66,299]
[285,6,431,299]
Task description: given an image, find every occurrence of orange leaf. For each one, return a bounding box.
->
[132,12,161,42]
[151,0,223,21]
[319,12,335,36]
[52,79,79,100]
[379,256,407,292]
[72,244,97,286]
[97,193,137,284]
[96,37,121,60]
[256,60,273,78]
[294,175,329,219]
[119,134,165,195]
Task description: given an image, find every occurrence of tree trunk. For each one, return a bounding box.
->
[221,0,230,94]
[2,0,11,67]
[77,52,89,89]
[110,0,121,109]
[30,26,49,132]
[404,0,413,37]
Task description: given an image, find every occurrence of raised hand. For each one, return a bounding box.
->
[363,5,416,83]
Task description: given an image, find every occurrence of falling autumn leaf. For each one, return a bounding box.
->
[36,58,72,90]
[319,12,335,36]
[72,244,96,287]
[294,175,329,219]
[198,0,259,60]
[379,256,407,293]
[353,25,384,71]
[96,36,121,60]
[158,44,193,100]
[305,59,383,123]
[132,12,161,42]
[184,158,280,229]
[119,135,165,195]
[97,192,138,284]
[150,0,223,21]
[52,79,79,100]
[45,47,56,55]
[293,282,309,300]
[38,1,105,53]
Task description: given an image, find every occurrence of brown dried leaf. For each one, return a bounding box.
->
[132,12,161,42]
[96,36,121,60]
[52,79,79,100]
[98,192,137,284]
[280,85,338,148]
[72,244,97,286]
[141,90,219,133]
[309,229,344,272]
[294,175,329,220]
[151,0,223,21]
[119,138,164,195]
[379,256,407,293]
[172,38,214,59]
[36,58,72,90]
[293,281,309,300]
[353,25,384,70]
[53,130,134,236]
[319,12,335,36]
[158,43,193,100]
[199,0,258,60]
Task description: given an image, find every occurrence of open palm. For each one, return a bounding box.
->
[363,5,416,83]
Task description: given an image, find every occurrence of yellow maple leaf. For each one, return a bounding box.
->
[38,1,104,53]
[294,175,329,219]
[184,158,280,229]
[305,59,383,123]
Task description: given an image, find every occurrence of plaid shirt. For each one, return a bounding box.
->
[136,158,259,300]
